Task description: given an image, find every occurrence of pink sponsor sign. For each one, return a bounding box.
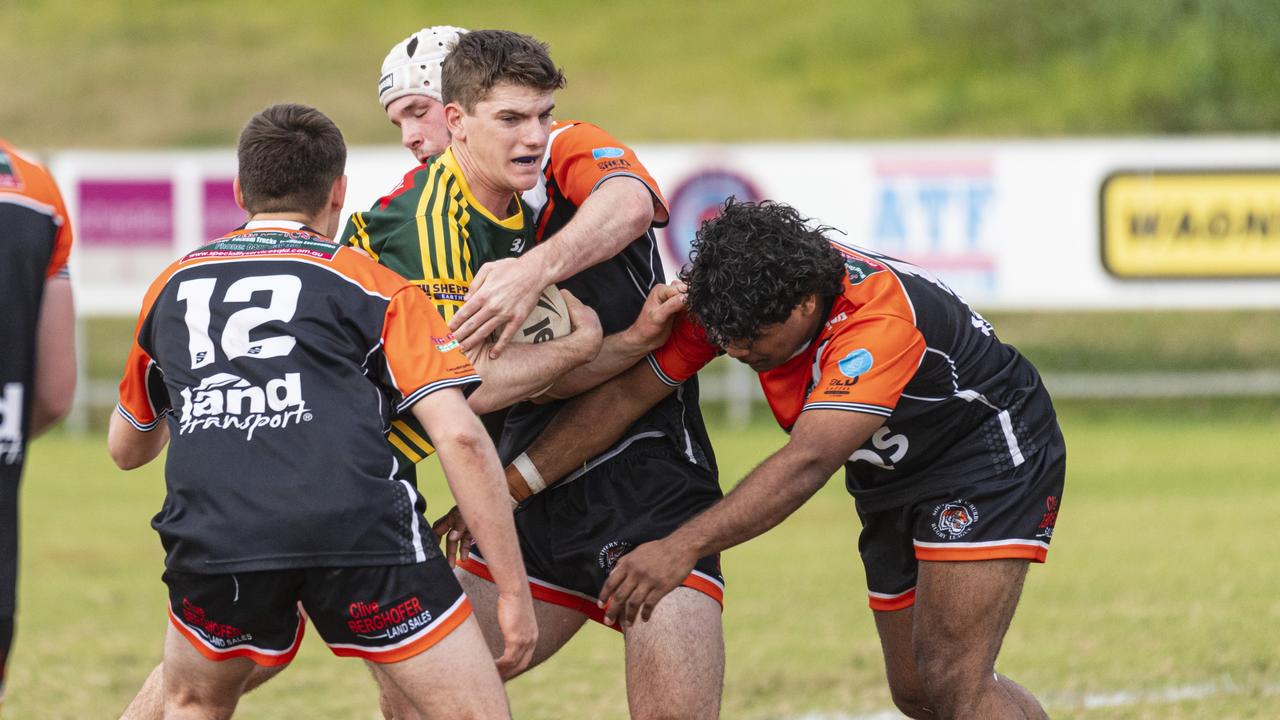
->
[77,180,174,247]
[202,178,245,240]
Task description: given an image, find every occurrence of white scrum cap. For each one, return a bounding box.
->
[378,26,468,108]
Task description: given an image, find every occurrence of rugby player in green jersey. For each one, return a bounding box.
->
[375,26,730,720]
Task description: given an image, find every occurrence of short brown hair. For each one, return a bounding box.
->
[237,103,346,216]
[442,30,565,112]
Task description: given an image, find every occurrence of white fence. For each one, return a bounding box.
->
[50,139,1280,428]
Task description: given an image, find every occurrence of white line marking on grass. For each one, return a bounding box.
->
[783,679,1280,719]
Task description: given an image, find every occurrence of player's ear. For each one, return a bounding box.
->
[329,175,348,212]
[444,102,466,140]
[232,176,247,212]
[799,294,819,317]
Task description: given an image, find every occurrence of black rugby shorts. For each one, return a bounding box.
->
[856,427,1066,611]
[462,439,725,627]
[163,556,469,666]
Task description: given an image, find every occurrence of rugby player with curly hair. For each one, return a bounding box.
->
[510,199,1067,719]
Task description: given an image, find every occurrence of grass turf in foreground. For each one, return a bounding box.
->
[8,399,1280,718]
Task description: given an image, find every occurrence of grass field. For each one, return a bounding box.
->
[7,398,1279,718]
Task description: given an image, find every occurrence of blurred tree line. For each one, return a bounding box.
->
[1,0,1278,147]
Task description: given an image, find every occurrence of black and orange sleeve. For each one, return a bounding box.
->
[44,172,73,279]
[115,294,171,434]
[115,263,184,430]
[381,285,481,413]
[804,315,926,417]
[646,312,719,387]
[549,123,668,224]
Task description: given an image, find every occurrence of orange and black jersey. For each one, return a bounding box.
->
[0,138,72,474]
[650,241,1060,511]
[116,222,479,573]
[500,121,716,474]
[1,138,73,629]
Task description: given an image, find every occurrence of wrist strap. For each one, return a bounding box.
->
[512,452,547,494]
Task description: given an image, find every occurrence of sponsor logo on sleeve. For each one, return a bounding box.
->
[930,500,979,539]
[825,378,858,395]
[838,349,874,379]
[432,334,460,352]
[178,372,313,440]
[591,147,626,160]
[0,151,24,190]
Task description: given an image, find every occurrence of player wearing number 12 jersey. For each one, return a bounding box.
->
[109,104,534,718]
[515,200,1065,719]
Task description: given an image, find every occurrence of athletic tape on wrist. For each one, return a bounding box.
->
[512,452,547,494]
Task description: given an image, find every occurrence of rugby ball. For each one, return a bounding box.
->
[512,284,571,344]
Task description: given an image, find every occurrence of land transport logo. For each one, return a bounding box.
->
[178,372,312,440]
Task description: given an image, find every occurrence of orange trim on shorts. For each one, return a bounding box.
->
[458,556,723,634]
[868,588,917,612]
[914,541,1049,563]
[681,572,725,607]
[167,607,304,667]
[329,598,473,664]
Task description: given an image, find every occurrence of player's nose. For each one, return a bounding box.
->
[401,127,421,153]
[521,120,548,149]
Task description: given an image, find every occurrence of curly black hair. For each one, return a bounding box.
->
[680,199,846,346]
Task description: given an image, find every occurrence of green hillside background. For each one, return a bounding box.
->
[3,0,1280,150]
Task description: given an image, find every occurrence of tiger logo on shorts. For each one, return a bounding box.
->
[930,500,979,539]
[597,541,633,571]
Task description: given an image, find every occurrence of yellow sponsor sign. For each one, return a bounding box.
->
[1101,171,1280,277]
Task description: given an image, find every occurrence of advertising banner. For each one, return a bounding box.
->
[52,139,1280,314]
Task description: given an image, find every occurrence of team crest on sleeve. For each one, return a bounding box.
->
[843,256,887,285]
[838,349,874,379]
[0,150,24,190]
[930,500,979,539]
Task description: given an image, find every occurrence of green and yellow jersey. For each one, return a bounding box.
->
[341,146,534,465]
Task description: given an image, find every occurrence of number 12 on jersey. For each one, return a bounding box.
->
[176,275,302,369]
